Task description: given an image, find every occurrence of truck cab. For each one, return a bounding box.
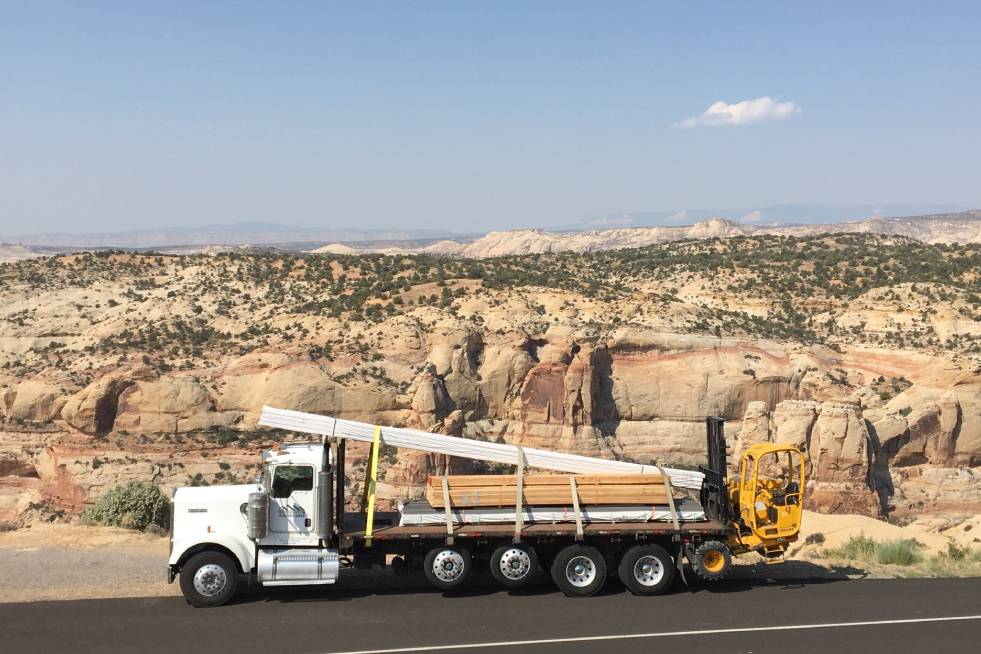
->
[168,442,340,607]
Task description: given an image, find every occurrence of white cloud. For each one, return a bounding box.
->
[675,96,801,128]
[740,210,763,223]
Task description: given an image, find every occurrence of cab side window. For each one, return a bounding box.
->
[271,465,314,498]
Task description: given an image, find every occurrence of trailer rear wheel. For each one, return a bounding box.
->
[179,551,239,608]
[550,545,606,597]
[692,540,731,581]
[617,544,674,596]
[490,544,538,589]
[423,546,472,591]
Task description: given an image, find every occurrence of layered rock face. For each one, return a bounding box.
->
[734,400,877,515]
[2,325,978,523]
[734,384,981,519]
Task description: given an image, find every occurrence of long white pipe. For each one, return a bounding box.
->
[258,406,704,490]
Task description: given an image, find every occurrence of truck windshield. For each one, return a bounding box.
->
[271,465,314,498]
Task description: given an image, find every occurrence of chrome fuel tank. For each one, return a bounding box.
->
[257,548,339,586]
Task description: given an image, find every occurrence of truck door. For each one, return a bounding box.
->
[269,464,315,536]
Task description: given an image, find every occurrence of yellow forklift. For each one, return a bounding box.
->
[694,417,806,578]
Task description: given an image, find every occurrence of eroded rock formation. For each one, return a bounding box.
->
[2,324,978,523]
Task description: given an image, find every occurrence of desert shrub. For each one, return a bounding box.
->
[944,542,969,561]
[824,534,923,566]
[82,482,169,531]
[875,539,922,565]
[805,532,825,545]
[824,534,876,560]
[924,546,981,577]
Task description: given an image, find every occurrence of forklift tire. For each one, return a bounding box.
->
[692,541,731,581]
[179,551,239,608]
[550,544,607,597]
[490,543,538,589]
[423,546,472,591]
[617,544,675,596]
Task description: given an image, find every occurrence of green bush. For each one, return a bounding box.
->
[944,542,969,561]
[82,482,169,531]
[824,534,877,560]
[823,534,923,566]
[924,548,981,577]
[876,539,922,565]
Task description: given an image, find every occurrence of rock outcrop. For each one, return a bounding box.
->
[2,380,66,423]
[740,393,981,519]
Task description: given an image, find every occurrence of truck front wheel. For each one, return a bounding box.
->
[423,546,472,591]
[179,551,239,607]
[550,544,606,597]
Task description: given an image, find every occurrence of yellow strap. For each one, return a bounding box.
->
[362,426,382,546]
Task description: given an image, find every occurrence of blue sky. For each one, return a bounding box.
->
[1,1,979,235]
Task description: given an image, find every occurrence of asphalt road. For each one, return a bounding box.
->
[2,576,979,654]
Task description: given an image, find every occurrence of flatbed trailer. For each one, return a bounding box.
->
[341,512,730,544]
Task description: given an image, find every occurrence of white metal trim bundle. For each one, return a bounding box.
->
[397,500,706,526]
[258,406,704,490]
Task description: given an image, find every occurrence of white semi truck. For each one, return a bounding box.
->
[167,407,804,607]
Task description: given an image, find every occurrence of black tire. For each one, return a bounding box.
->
[179,551,239,607]
[691,540,732,581]
[490,543,538,589]
[550,544,607,597]
[617,544,675,596]
[423,545,472,591]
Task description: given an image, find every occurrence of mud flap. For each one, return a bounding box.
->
[675,546,688,586]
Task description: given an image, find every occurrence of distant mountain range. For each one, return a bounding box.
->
[1,222,461,249]
[2,207,979,260]
[312,211,981,258]
[563,203,971,230]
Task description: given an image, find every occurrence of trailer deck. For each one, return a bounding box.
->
[341,512,729,545]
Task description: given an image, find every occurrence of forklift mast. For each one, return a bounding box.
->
[699,416,731,526]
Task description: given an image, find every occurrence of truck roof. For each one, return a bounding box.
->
[261,442,325,467]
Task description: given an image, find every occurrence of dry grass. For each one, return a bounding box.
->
[821,534,981,577]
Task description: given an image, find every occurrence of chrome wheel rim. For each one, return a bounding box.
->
[498,548,532,581]
[432,550,466,582]
[193,563,227,597]
[565,555,596,587]
[633,555,664,586]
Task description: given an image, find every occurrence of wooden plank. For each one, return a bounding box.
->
[427,474,665,487]
[426,484,670,508]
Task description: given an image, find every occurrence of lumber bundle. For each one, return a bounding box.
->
[258,406,705,490]
[426,474,669,508]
